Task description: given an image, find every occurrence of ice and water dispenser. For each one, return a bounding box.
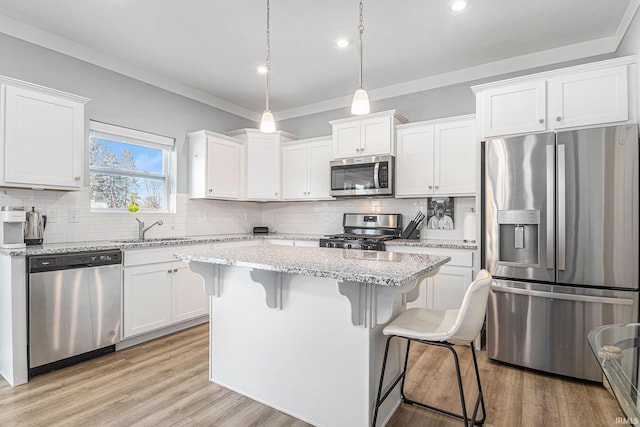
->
[497,210,540,266]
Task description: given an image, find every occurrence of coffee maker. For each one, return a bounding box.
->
[25,207,46,245]
[0,206,26,249]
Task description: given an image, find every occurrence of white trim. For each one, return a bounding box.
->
[90,120,174,148]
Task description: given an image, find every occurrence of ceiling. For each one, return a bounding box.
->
[0,0,638,121]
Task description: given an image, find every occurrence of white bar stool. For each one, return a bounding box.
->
[372,270,492,427]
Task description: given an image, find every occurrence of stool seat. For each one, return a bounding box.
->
[383,307,459,342]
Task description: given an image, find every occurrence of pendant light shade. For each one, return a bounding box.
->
[260,109,276,133]
[351,87,370,115]
[351,0,370,116]
[260,0,276,133]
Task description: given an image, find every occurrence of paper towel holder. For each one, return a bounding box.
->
[463,208,477,243]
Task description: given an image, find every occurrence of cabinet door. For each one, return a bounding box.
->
[307,139,332,199]
[395,126,434,197]
[428,266,473,310]
[207,136,241,199]
[123,263,173,338]
[282,144,309,200]
[549,65,628,129]
[481,81,546,138]
[434,120,476,195]
[172,262,209,323]
[332,121,361,158]
[4,85,83,188]
[361,116,392,156]
[246,134,281,200]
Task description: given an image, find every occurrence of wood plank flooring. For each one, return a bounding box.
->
[0,323,622,426]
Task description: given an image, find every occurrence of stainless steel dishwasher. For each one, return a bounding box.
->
[28,250,122,376]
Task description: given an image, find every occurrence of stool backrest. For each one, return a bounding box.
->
[447,269,492,344]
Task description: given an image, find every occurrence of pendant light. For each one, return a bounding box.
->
[260,0,276,133]
[351,0,370,115]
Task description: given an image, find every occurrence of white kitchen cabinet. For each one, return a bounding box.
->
[1,81,89,190]
[230,129,295,201]
[329,110,407,159]
[473,56,634,138]
[396,116,476,197]
[479,81,546,138]
[123,245,210,339]
[548,65,628,129]
[188,130,243,200]
[388,245,474,311]
[282,136,332,200]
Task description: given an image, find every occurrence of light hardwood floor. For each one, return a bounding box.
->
[0,323,622,426]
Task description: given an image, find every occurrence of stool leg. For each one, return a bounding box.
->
[372,335,394,427]
[469,341,486,425]
[399,339,411,401]
[448,343,470,427]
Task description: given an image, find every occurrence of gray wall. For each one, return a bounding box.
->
[0,33,255,193]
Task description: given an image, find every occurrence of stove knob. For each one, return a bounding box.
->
[346,243,352,249]
[329,242,336,248]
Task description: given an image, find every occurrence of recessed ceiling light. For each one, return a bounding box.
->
[336,38,349,48]
[450,0,467,11]
[257,65,268,74]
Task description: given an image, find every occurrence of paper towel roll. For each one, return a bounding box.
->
[463,209,476,243]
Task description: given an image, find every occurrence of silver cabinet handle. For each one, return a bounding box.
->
[558,144,566,271]
[173,268,178,273]
[539,118,544,124]
[167,269,172,273]
[491,284,634,305]
[428,185,433,189]
[434,185,439,189]
[556,116,562,122]
[546,144,555,269]
[209,188,213,192]
[74,176,81,181]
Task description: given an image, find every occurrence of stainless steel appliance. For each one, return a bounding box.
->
[319,213,402,251]
[24,206,46,245]
[330,155,394,197]
[28,250,122,376]
[483,124,639,381]
[0,206,25,249]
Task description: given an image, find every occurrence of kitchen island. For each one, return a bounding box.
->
[176,245,449,427]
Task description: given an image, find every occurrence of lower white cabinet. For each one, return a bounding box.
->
[388,245,474,310]
[123,245,209,338]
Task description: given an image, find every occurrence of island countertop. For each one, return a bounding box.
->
[174,244,450,287]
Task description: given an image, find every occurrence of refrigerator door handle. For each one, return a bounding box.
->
[491,284,634,305]
[557,144,566,271]
[546,145,555,269]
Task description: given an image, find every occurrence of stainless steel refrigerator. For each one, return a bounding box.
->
[483,124,639,381]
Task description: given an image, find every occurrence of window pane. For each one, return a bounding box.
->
[90,172,165,210]
[90,138,164,174]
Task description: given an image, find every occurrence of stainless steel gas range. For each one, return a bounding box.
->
[319,213,403,251]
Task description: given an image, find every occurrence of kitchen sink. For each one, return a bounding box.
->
[112,237,190,243]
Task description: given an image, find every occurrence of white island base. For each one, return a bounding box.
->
[188,268,433,426]
[181,245,449,427]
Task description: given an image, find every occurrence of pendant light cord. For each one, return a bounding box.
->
[265,0,271,111]
[358,0,364,89]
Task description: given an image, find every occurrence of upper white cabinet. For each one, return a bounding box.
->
[479,81,546,137]
[0,79,89,190]
[230,129,295,201]
[282,136,333,200]
[188,130,243,200]
[396,116,476,197]
[329,110,407,159]
[473,56,635,138]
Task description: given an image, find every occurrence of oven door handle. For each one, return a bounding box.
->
[373,162,380,189]
[491,284,634,305]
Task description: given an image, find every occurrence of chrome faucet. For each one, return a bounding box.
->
[135,218,163,240]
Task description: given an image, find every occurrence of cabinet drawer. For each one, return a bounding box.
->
[124,244,210,267]
[387,246,473,268]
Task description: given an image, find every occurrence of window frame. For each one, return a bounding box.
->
[88,120,175,213]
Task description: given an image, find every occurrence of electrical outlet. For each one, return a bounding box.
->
[69,208,80,223]
[46,209,57,223]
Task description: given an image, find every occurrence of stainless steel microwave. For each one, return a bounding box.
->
[330,155,394,197]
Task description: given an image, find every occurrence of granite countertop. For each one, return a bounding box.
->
[0,233,324,256]
[386,239,477,250]
[175,244,450,287]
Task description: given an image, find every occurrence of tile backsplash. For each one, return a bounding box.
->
[0,188,476,244]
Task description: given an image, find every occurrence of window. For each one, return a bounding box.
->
[89,121,175,212]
